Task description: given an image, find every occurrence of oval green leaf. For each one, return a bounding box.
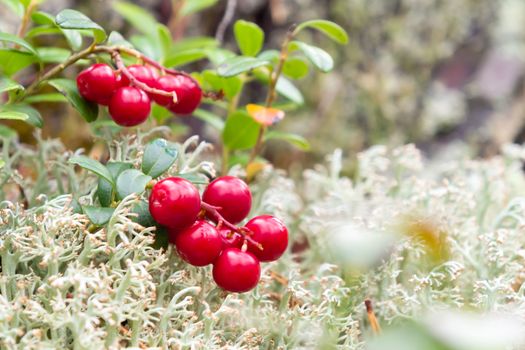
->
[282,57,309,79]
[234,20,264,57]
[82,206,115,226]
[217,56,271,77]
[97,162,133,207]
[0,32,39,56]
[290,41,333,72]
[116,169,152,200]
[264,131,310,150]
[69,155,114,186]
[275,77,304,104]
[222,111,261,150]
[295,20,349,45]
[55,9,107,43]
[0,104,43,127]
[141,138,179,178]
[47,79,98,122]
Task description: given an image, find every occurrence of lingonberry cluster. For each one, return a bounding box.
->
[76,63,202,126]
[148,176,288,293]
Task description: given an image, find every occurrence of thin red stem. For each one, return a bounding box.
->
[201,201,263,250]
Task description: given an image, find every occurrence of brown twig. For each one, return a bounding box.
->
[16,0,37,38]
[200,201,263,250]
[365,299,381,335]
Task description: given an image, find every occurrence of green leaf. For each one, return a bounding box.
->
[234,20,264,57]
[205,48,236,65]
[172,37,218,52]
[290,41,333,72]
[180,0,218,17]
[0,76,24,94]
[193,109,224,131]
[217,56,271,77]
[31,11,55,25]
[176,173,209,185]
[141,138,179,178]
[113,1,158,36]
[201,70,242,99]
[222,111,261,150]
[47,79,98,122]
[24,93,67,103]
[282,57,309,79]
[69,155,114,185]
[0,111,27,121]
[82,206,115,226]
[36,47,71,63]
[275,77,304,104]
[164,49,208,68]
[107,31,133,48]
[116,169,152,200]
[0,32,39,56]
[0,159,4,169]
[131,200,156,227]
[0,49,37,76]
[61,29,83,50]
[0,104,43,127]
[97,162,132,207]
[257,49,279,63]
[55,9,107,43]
[157,24,172,59]
[264,131,310,150]
[130,35,160,61]
[295,20,349,45]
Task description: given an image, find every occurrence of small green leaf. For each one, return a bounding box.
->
[55,9,107,43]
[142,138,179,178]
[180,0,218,17]
[234,20,264,57]
[282,57,309,79]
[201,70,242,99]
[31,11,55,25]
[107,31,133,48]
[116,169,152,200]
[275,77,304,104]
[290,41,333,72]
[97,162,132,207]
[0,32,39,56]
[172,37,218,52]
[0,49,37,76]
[113,1,158,36]
[176,173,209,185]
[130,35,160,61]
[0,77,24,94]
[69,155,114,185]
[61,29,83,50]
[24,93,67,103]
[264,131,310,150]
[217,56,271,77]
[131,200,156,227]
[82,206,115,226]
[295,20,349,45]
[222,111,261,150]
[193,109,225,131]
[0,111,27,121]
[47,79,98,122]
[0,124,17,139]
[36,47,71,63]
[257,49,279,63]
[0,104,43,127]
[157,24,172,59]
[164,49,208,68]
[205,48,236,66]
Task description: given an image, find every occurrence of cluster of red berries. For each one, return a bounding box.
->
[148,176,288,293]
[76,63,202,126]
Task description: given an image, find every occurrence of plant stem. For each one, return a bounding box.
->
[201,201,263,250]
[16,0,37,38]
[247,24,296,164]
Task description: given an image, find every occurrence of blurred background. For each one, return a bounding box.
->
[1,0,525,172]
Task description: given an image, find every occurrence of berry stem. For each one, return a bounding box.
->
[200,201,263,250]
[111,51,177,102]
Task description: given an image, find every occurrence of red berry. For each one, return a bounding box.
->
[218,227,243,249]
[76,63,118,105]
[117,64,159,91]
[245,215,288,262]
[149,177,201,230]
[213,248,261,293]
[152,74,202,114]
[173,220,222,266]
[202,176,252,224]
[108,87,151,126]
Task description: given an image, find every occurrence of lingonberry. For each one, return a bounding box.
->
[213,248,261,293]
[173,220,222,266]
[117,64,159,92]
[202,176,252,224]
[149,177,201,230]
[108,87,151,126]
[77,63,118,105]
[245,215,288,262]
[218,227,243,249]
[152,74,202,114]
